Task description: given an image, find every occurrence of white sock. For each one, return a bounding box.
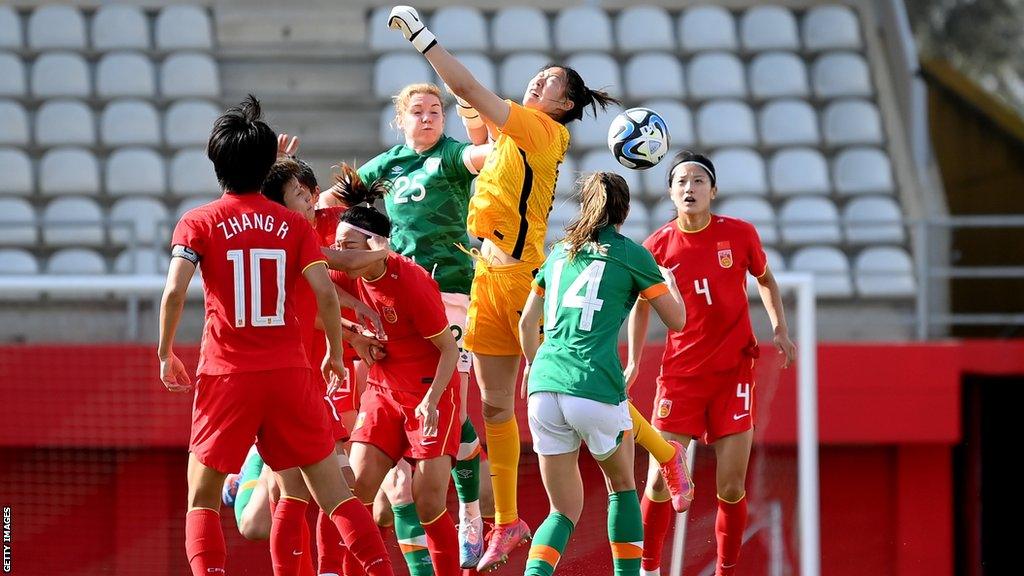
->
[641,569,660,576]
[459,500,480,522]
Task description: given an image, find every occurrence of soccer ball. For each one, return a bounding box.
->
[607,107,671,170]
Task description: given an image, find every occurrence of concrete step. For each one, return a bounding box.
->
[219,59,373,102]
[262,107,379,151]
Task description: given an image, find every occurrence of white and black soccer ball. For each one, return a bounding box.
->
[607,107,671,170]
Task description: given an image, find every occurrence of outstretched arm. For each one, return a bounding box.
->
[756,267,796,368]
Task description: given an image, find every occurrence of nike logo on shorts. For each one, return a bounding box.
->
[732,413,750,421]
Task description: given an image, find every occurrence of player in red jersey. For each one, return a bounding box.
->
[158,96,394,576]
[627,151,797,576]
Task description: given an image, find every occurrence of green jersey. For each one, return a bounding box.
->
[529,225,667,405]
[358,136,476,295]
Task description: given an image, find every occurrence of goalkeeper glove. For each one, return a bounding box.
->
[388,6,437,54]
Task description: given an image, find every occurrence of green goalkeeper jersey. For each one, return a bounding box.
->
[358,136,476,295]
[529,225,668,405]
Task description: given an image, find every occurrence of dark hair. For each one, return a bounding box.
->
[261,158,301,205]
[334,162,392,237]
[339,206,392,238]
[562,172,630,258]
[666,150,716,188]
[546,64,621,125]
[295,158,318,191]
[206,95,277,193]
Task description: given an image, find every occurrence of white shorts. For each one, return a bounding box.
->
[442,292,472,374]
[527,392,632,460]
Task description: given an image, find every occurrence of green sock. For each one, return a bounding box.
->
[524,512,574,576]
[452,419,481,515]
[233,446,264,526]
[609,490,644,576]
[393,502,434,576]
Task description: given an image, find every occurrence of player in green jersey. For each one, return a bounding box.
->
[518,172,685,576]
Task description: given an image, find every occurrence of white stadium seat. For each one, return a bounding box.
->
[790,246,853,298]
[624,53,684,100]
[114,247,170,275]
[432,7,488,51]
[378,104,401,147]
[92,5,150,51]
[32,52,90,98]
[101,99,161,146]
[165,99,220,147]
[812,52,872,98]
[620,201,649,241]
[678,6,737,53]
[155,5,213,50]
[0,249,39,275]
[688,52,746,100]
[640,100,695,148]
[35,99,95,147]
[855,247,916,297]
[0,100,29,146]
[759,99,819,147]
[710,148,768,196]
[109,197,171,245]
[740,6,800,52]
[717,197,778,244]
[749,52,809,100]
[570,99,621,149]
[369,7,422,53]
[833,147,894,195]
[39,147,99,197]
[0,7,22,49]
[696,100,757,147]
[0,52,26,97]
[565,53,620,99]
[823,99,883,146]
[161,53,220,98]
[804,5,862,52]
[0,148,33,196]
[554,154,578,198]
[0,198,36,246]
[769,148,831,196]
[580,150,640,194]
[28,6,86,50]
[373,52,433,99]
[843,196,905,244]
[499,52,549,100]
[46,248,106,275]
[96,52,156,98]
[554,6,613,53]
[42,197,104,247]
[492,8,550,53]
[779,197,841,245]
[170,148,220,197]
[176,195,218,219]
[617,6,675,53]
[106,147,166,197]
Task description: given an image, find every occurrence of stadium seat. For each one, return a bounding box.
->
[854,246,916,297]
[155,5,213,50]
[696,100,757,147]
[165,99,220,148]
[617,6,675,53]
[570,99,621,149]
[0,148,33,196]
[565,53,621,99]
[804,5,862,52]
[624,53,684,100]
[651,198,677,228]
[0,100,29,146]
[492,8,550,53]
[100,99,161,146]
[678,6,737,53]
[833,147,894,195]
[35,99,95,147]
[92,5,149,51]
[114,247,169,275]
[106,147,165,197]
[0,198,36,246]
[0,7,22,49]
[812,52,872,98]
[0,52,26,97]
[717,197,778,244]
[710,147,768,196]
[499,52,549,99]
[555,154,578,198]
[580,150,640,194]
[31,52,90,98]
[453,52,496,93]
[378,104,401,147]
[96,52,156,98]
[790,246,853,298]
[39,148,100,197]
[0,249,39,275]
[42,197,104,247]
[688,52,746,100]
[28,6,86,50]
[46,248,106,275]
[823,99,883,146]
[554,6,613,53]
[639,99,695,149]
[109,197,171,245]
[176,195,218,219]
[373,52,433,99]
[170,148,220,197]
[160,53,220,98]
[620,201,650,241]
[759,99,819,147]
[431,7,487,51]
[769,148,831,196]
[748,52,809,100]
[369,6,421,52]
[779,197,841,245]
[843,196,905,244]
[740,6,800,52]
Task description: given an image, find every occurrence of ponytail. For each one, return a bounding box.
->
[551,64,622,125]
[562,172,631,258]
[328,162,389,207]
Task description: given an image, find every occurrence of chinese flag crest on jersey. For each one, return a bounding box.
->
[657,398,672,419]
[382,305,398,324]
[717,241,733,269]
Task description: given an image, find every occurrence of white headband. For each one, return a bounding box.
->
[678,160,716,184]
[338,222,385,242]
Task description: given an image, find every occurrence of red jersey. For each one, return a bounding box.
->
[299,206,354,374]
[643,215,767,377]
[329,253,454,394]
[172,192,326,376]
[315,206,347,247]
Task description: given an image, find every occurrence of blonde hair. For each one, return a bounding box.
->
[562,172,631,258]
[392,83,445,131]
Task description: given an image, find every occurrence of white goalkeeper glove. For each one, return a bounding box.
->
[451,92,484,130]
[388,6,437,54]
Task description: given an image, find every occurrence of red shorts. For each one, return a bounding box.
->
[652,361,756,444]
[350,384,460,462]
[190,367,335,473]
[324,359,358,441]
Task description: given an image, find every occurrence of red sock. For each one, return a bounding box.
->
[715,494,748,576]
[271,497,310,576]
[342,545,366,576]
[330,498,393,576]
[318,509,345,574]
[641,495,674,572]
[300,515,316,576]
[185,508,226,576]
[422,509,459,576]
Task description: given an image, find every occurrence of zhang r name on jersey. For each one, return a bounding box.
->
[216,212,293,241]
